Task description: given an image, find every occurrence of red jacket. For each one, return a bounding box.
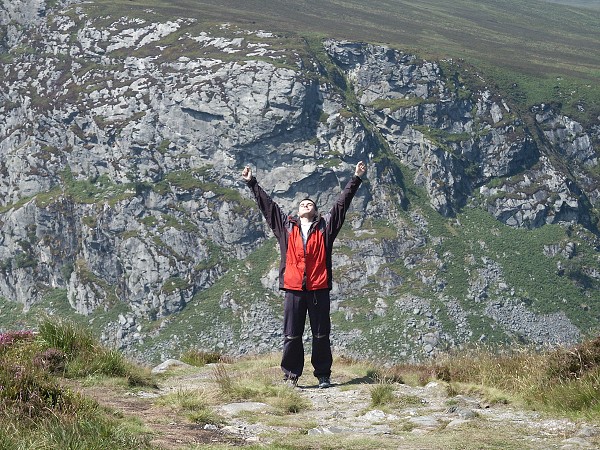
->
[246,175,362,291]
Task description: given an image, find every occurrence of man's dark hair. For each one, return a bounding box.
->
[300,198,317,210]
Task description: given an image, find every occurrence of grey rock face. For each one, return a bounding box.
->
[324,40,539,217]
[0,0,79,53]
[535,104,597,167]
[480,156,584,228]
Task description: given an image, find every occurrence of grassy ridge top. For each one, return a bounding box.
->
[94,0,600,80]
[542,0,600,9]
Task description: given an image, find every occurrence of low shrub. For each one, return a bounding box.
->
[32,348,67,374]
[0,360,71,419]
[545,336,600,381]
[370,383,395,407]
[0,330,35,349]
[181,349,223,367]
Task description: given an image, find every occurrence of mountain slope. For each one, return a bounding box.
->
[0,0,598,364]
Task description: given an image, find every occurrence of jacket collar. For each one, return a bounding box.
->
[289,213,321,225]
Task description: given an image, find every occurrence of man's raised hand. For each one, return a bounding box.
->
[241,166,253,181]
[355,161,366,177]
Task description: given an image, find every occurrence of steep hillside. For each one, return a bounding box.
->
[0,0,598,364]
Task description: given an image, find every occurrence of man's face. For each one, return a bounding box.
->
[298,200,316,219]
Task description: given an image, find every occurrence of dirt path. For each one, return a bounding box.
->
[71,382,242,449]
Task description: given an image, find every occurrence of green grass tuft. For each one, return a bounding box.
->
[0,323,153,448]
[370,383,395,407]
[180,349,224,367]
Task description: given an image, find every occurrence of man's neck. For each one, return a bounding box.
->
[299,216,314,225]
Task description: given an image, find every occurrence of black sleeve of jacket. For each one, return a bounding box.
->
[246,176,287,239]
[326,175,363,240]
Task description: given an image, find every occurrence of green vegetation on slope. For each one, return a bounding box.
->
[329,157,599,357]
[541,0,600,10]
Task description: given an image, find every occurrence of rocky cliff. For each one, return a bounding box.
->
[0,0,598,363]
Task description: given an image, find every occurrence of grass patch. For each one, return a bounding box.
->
[155,388,224,426]
[37,319,155,386]
[370,383,395,407]
[374,363,440,387]
[0,323,154,448]
[62,168,137,205]
[211,363,310,414]
[180,349,224,367]
[161,276,191,294]
[430,337,600,414]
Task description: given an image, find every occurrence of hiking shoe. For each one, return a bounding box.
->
[283,375,298,387]
[318,376,331,389]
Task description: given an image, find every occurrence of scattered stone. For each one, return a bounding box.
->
[575,426,600,438]
[151,359,192,374]
[446,405,478,419]
[423,381,447,397]
[452,395,482,409]
[220,402,270,416]
[445,419,472,428]
[220,425,247,435]
[130,391,161,399]
[560,437,595,448]
[359,409,399,422]
[408,416,440,429]
[308,426,351,435]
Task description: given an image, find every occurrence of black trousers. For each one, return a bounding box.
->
[281,289,332,379]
